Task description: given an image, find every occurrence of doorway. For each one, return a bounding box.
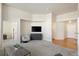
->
[3,20,18,47]
[53,20,77,49]
[64,20,77,49]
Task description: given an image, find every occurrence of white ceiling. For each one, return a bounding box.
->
[4,3,78,15]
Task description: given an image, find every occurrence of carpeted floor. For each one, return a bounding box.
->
[0,39,77,56]
[0,48,4,56]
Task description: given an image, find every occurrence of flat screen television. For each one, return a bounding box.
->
[32,26,41,32]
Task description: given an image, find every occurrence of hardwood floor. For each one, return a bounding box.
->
[53,38,77,49]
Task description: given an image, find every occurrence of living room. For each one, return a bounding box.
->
[0,3,79,56]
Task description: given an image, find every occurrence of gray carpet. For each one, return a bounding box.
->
[0,40,77,56]
[0,48,4,56]
[20,40,77,56]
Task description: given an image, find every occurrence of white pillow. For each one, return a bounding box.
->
[22,34,30,41]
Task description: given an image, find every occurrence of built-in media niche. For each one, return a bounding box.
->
[31,26,42,32]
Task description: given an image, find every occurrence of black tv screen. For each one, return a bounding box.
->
[32,26,41,32]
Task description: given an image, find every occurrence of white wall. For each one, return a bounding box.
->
[56,11,79,22]
[55,22,65,40]
[77,3,79,56]
[56,11,78,40]
[0,3,3,47]
[52,22,56,39]
[32,14,46,21]
[2,5,32,44]
[2,5,53,43]
[3,5,32,21]
[78,4,79,10]
[31,13,52,41]
[44,14,52,41]
[3,20,20,45]
[21,20,31,35]
[3,21,13,39]
[78,17,79,55]
[52,14,56,39]
[66,22,76,39]
[11,22,17,40]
